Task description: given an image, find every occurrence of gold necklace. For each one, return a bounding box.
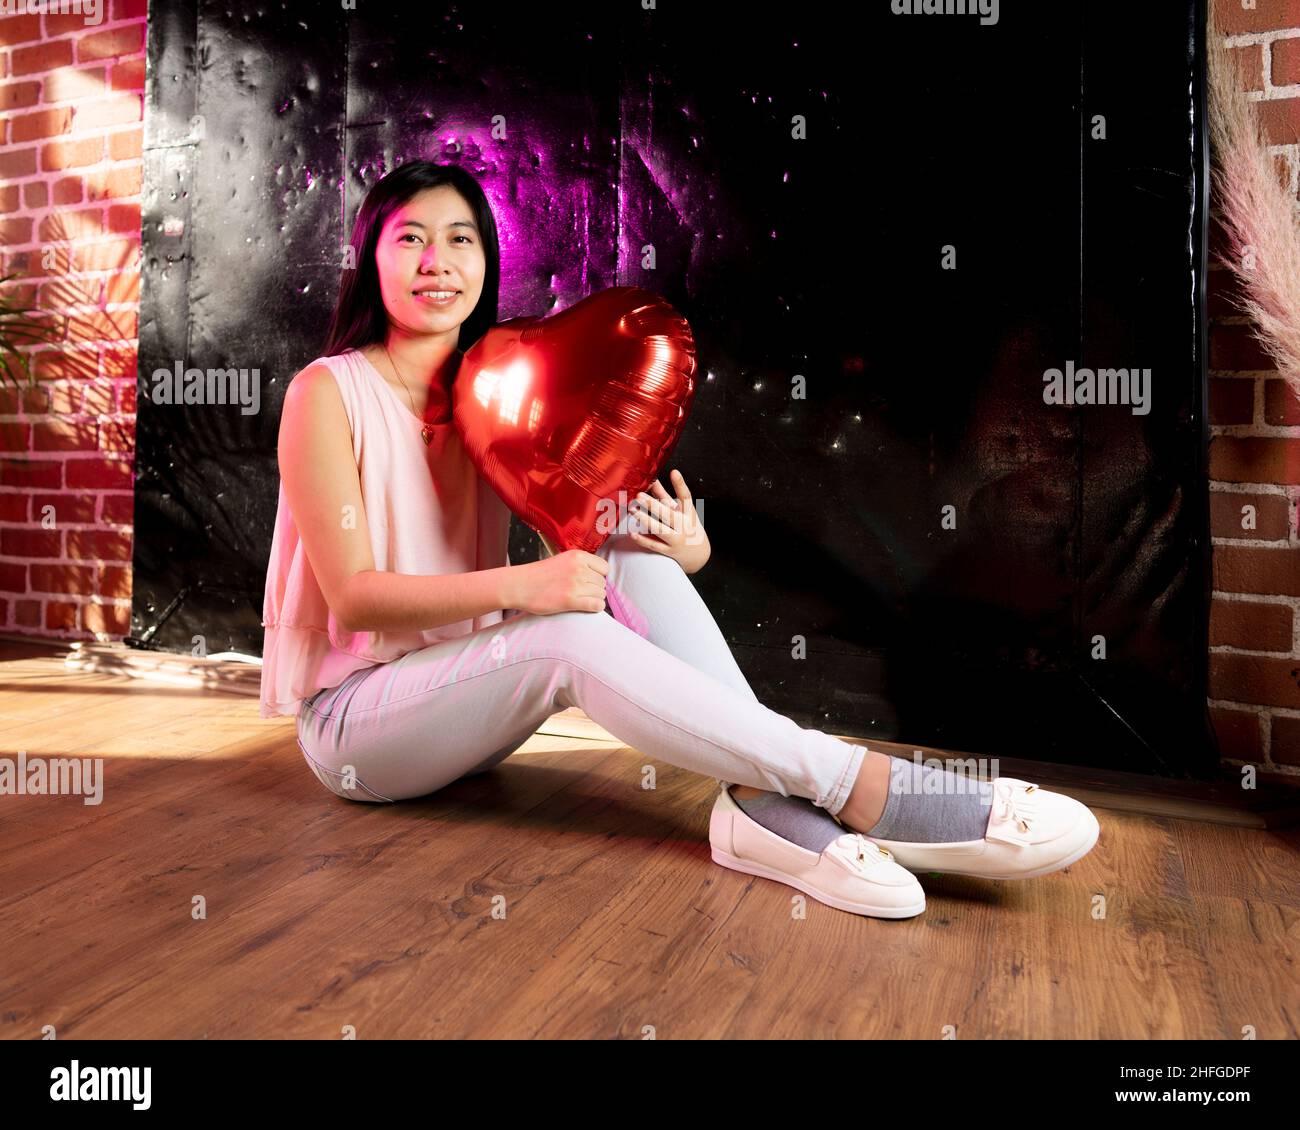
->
[381,343,435,445]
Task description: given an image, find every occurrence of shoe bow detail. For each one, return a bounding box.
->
[829,832,893,871]
[984,779,1040,847]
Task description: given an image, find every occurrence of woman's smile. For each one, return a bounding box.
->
[412,288,460,308]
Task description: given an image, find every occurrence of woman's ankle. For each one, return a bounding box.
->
[836,750,893,833]
[729,756,893,831]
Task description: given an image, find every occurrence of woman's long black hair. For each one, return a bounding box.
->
[321,161,501,358]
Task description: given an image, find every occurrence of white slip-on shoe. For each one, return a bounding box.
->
[866,777,1101,880]
[708,785,926,919]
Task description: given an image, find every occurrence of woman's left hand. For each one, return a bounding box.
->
[627,468,711,575]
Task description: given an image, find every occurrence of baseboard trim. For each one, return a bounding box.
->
[5,635,1295,827]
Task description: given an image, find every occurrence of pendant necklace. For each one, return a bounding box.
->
[382,343,436,446]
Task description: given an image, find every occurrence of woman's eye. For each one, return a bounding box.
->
[452,235,472,245]
[400,234,421,244]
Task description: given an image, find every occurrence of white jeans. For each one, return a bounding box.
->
[296,521,868,815]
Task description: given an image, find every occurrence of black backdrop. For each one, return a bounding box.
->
[132,0,1215,778]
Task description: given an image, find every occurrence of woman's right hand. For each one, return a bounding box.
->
[511,548,609,615]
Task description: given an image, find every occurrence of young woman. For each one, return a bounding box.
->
[260,161,1100,920]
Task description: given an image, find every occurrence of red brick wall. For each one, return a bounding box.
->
[1208,0,1300,780]
[0,0,144,640]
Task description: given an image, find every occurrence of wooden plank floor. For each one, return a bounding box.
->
[1,640,1297,1039]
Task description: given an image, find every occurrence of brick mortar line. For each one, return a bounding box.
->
[1209,645,1297,658]
[0,124,142,139]
[9,403,132,417]
[9,206,145,218]
[31,128,144,143]
[1183,698,1297,719]
[3,260,140,276]
[13,344,137,354]
[0,567,124,572]
[1210,423,1300,436]
[2,12,145,30]
[1211,590,1300,602]
[1,387,138,396]
[4,132,143,152]
[1225,28,1300,44]
[0,302,141,314]
[7,87,144,102]
[16,115,145,136]
[0,140,144,163]
[0,197,141,214]
[0,274,140,285]
[6,181,145,199]
[1209,480,1299,492]
[0,595,130,603]
[1253,82,1300,102]
[0,318,140,333]
[10,394,127,407]
[2,59,147,86]
[0,546,133,554]
[0,593,131,600]
[3,56,145,73]
[0,198,142,216]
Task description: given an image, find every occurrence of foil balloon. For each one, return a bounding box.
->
[453,286,698,556]
[453,286,697,639]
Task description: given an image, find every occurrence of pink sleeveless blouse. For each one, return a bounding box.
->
[259,347,512,718]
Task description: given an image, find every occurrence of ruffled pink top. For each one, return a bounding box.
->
[259,347,511,718]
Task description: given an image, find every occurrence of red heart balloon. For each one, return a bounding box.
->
[453,286,698,555]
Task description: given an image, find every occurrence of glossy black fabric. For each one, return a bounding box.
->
[133,0,1213,776]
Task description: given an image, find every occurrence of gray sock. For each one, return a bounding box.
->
[731,787,846,853]
[864,757,994,843]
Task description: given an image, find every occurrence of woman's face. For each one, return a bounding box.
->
[374,185,485,344]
